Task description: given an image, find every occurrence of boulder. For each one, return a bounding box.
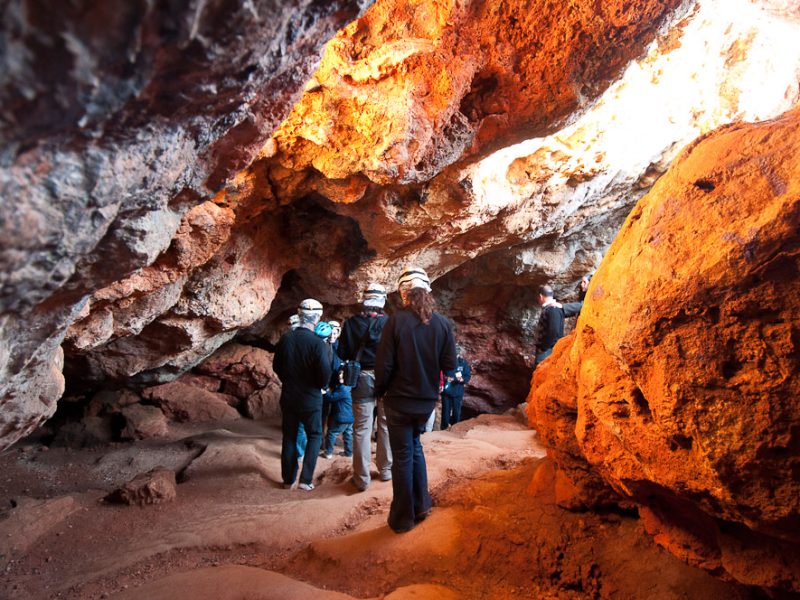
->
[528,108,800,591]
[176,372,222,393]
[245,387,282,421]
[120,404,169,440]
[86,389,141,417]
[105,468,177,506]
[143,382,241,423]
[195,343,280,400]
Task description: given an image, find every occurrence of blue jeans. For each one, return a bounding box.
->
[281,407,322,486]
[441,394,462,429]
[297,422,307,457]
[385,404,432,532]
[324,423,353,455]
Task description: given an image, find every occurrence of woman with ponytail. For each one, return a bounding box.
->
[375,267,457,533]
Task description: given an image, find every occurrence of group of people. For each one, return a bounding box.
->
[532,273,592,365]
[273,267,469,533]
[272,266,588,532]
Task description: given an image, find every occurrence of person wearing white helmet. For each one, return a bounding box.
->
[273,298,332,491]
[328,320,342,353]
[338,282,391,491]
[375,267,456,533]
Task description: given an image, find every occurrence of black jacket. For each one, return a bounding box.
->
[534,304,565,354]
[375,309,457,414]
[273,327,333,412]
[338,312,388,370]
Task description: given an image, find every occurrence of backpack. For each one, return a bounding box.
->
[341,360,361,388]
[341,318,378,387]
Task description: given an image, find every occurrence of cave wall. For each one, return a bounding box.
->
[528,107,800,592]
[50,0,696,413]
[0,0,373,445]
[3,0,800,459]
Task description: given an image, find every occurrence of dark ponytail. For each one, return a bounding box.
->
[405,287,435,324]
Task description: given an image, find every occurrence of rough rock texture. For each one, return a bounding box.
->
[105,468,177,506]
[120,404,169,441]
[5,0,800,450]
[64,0,800,418]
[195,343,280,401]
[143,382,240,423]
[269,0,685,184]
[86,389,141,418]
[528,108,800,592]
[0,0,373,449]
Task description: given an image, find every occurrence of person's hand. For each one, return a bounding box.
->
[455,372,463,382]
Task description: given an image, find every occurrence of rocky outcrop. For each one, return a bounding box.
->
[0,0,372,449]
[66,0,800,414]
[528,109,800,592]
[195,343,283,420]
[143,382,240,423]
[120,404,169,441]
[105,469,177,506]
[5,0,800,452]
[269,0,686,185]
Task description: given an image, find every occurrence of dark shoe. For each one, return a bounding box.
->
[338,451,352,457]
[390,522,415,534]
[415,509,432,523]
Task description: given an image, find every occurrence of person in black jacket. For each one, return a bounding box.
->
[273,298,333,491]
[533,284,565,365]
[441,346,471,429]
[338,283,391,491]
[376,267,456,533]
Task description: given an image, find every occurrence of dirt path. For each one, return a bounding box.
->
[0,412,754,599]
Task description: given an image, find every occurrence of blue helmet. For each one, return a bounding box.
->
[314,321,332,338]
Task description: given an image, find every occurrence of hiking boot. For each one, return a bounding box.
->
[299,482,315,491]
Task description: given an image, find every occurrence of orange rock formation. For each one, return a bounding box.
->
[528,108,800,592]
[268,0,684,187]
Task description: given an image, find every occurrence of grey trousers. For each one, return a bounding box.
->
[351,371,392,490]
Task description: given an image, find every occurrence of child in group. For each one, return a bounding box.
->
[323,365,354,458]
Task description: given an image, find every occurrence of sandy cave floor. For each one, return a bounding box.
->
[0,412,758,600]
